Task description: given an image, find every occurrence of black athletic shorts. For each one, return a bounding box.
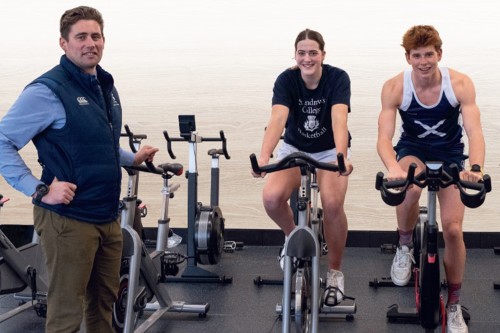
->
[394,141,467,173]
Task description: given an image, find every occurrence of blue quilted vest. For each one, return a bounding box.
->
[31,55,123,223]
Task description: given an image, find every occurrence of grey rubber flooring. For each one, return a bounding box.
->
[1,246,500,332]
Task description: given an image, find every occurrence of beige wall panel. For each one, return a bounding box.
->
[1,0,499,232]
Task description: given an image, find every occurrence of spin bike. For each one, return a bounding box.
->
[250,152,357,333]
[112,126,209,333]
[162,115,233,284]
[376,161,491,331]
[0,195,48,323]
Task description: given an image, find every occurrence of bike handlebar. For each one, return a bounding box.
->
[375,163,492,208]
[121,125,183,177]
[121,124,158,173]
[163,129,231,160]
[249,151,346,175]
[124,163,184,177]
[0,194,9,207]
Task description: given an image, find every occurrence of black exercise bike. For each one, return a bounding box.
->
[376,161,491,332]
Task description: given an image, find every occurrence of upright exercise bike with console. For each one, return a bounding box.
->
[251,152,356,333]
[376,161,491,331]
[162,115,233,283]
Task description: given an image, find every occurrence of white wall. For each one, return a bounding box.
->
[1,0,499,231]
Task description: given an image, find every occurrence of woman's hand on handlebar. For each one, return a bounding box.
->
[339,160,353,176]
[251,155,269,178]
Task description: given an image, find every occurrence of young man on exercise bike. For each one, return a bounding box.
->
[377,25,485,333]
[0,6,158,332]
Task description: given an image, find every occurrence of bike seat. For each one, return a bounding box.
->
[159,163,183,176]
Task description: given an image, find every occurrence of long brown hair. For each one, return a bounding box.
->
[295,29,325,51]
[291,29,325,70]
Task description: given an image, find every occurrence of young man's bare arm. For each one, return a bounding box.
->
[451,69,485,170]
[377,74,404,176]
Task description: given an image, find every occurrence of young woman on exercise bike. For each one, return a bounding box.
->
[251,28,354,304]
[377,25,486,333]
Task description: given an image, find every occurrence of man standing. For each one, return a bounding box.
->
[0,6,157,332]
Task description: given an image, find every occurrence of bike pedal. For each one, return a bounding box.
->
[34,302,47,318]
[223,241,244,253]
[380,243,397,253]
[322,242,328,255]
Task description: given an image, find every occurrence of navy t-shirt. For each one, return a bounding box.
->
[272,64,351,153]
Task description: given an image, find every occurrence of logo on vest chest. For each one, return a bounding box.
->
[77,97,89,106]
[111,94,120,107]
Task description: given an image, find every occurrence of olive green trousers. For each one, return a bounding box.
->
[34,206,122,333]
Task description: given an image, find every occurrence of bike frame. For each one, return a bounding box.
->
[163,116,231,282]
[282,165,320,333]
[0,196,48,322]
[116,126,208,333]
[417,162,444,330]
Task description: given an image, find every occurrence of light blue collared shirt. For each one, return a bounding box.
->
[0,83,135,196]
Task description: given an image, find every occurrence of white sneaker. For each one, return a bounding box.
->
[390,245,415,286]
[323,269,344,306]
[278,246,286,270]
[278,245,297,271]
[446,304,468,333]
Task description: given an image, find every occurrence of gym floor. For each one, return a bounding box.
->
[1,239,500,333]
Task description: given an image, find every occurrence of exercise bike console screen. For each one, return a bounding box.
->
[426,161,443,177]
[179,115,196,139]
